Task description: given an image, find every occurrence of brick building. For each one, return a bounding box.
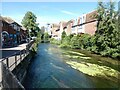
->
[0,16,27,47]
[84,11,97,35]
[50,10,97,40]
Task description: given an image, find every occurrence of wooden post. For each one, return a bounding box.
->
[6,58,9,67]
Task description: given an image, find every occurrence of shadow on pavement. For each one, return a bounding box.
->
[0,50,25,59]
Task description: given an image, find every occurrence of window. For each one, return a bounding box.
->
[83,16,84,23]
[0,22,3,26]
[79,18,82,29]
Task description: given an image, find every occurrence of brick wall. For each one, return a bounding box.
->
[84,21,97,35]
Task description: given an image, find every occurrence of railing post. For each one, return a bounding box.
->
[15,53,17,67]
[24,49,25,57]
[20,51,22,62]
[6,58,9,67]
[26,45,28,55]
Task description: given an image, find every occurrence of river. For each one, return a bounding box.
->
[23,43,120,88]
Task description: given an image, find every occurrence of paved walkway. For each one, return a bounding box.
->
[0,43,29,71]
[0,43,28,51]
[0,43,28,59]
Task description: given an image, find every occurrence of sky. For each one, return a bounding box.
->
[1,2,118,27]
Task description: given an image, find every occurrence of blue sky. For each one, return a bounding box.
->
[1,2,118,27]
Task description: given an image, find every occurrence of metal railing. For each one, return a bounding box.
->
[1,49,28,71]
[0,40,35,89]
[1,40,34,71]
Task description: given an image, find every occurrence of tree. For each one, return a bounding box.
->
[93,1,120,58]
[21,11,38,37]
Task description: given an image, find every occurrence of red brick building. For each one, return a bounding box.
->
[84,11,97,35]
[50,10,98,40]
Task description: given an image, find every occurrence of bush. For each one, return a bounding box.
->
[44,32,49,42]
[50,38,61,45]
[70,35,81,49]
[60,35,71,48]
[61,31,67,41]
[80,34,91,49]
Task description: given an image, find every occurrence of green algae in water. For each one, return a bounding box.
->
[66,61,119,80]
[67,51,86,56]
[64,54,91,60]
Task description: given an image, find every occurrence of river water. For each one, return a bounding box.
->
[23,43,120,88]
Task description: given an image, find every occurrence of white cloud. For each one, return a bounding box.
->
[61,10,78,16]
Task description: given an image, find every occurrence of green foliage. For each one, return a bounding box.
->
[61,31,67,40]
[21,11,39,37]
[80,34,91,49]
[70,35,81,49]
[35,31,41,44]
[50,38,61,45]
[60,35,71,48]
[44,32,49,43]
[92,1,120,58]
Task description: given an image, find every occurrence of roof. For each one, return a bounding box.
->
[59,21,68,29]
[0,16,9,23]
[3,17,21,26]
[21,27,27,31]
[52,23,60,28]
[3,17,15,23]
[85,10,97,23]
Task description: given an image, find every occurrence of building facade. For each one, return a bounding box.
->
[50,10,97,40]
[0,16,27,48]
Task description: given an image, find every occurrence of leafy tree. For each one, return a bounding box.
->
[93,1,120,58]
[21,11,38,37]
